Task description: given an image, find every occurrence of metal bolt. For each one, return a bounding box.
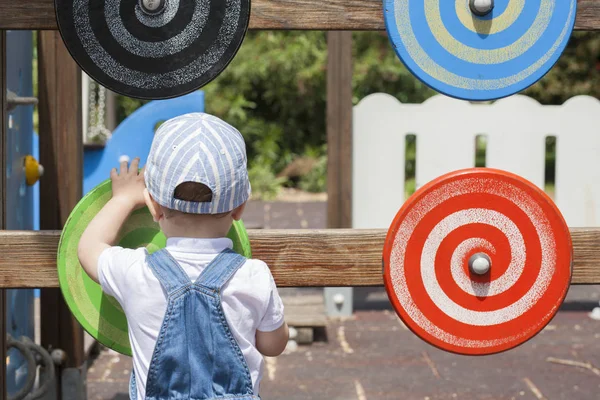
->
[139,0,166,15]
[469,253,491,275]
[469,0,494,16]
[51,349,67,366]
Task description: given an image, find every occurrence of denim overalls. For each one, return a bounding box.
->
[129,248,260,400]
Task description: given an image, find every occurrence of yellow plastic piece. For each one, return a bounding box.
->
[24,155,44,186]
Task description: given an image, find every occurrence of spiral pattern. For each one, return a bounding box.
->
[55,0,250,99]
[383,0,577,100]
[383,169,572,355]
[57,179,251,356]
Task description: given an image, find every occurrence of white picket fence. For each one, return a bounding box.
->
[326,93,600,317]
[353,93,600,230]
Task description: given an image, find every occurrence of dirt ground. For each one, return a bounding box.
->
[87,303,600,400]
[86,197,600,400]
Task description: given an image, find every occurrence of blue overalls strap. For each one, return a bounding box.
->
[195,248,247,291]
[146,249,192,294]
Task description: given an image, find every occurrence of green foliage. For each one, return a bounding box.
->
[247,162,288,201]
[545,136,556,184]
[202,31,329,173]
[114,32,436,175]
[524,32,600,104]
[405,134,416,181]
[475,135,487,168]
[111,31,600,195]
[352,33,435,104]
[117,97,150,124]
[405,135,417,197]
[405,178,416,198]
[299,155,327,193]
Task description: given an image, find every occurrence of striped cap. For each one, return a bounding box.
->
[144,113,251,214]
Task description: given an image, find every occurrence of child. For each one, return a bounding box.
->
[78,113,289,400]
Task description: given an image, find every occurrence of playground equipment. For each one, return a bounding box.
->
[84,77,112,144]
[1,0,600,398]
[83,90,205,194]
[58,90,204,357]
[352,93,600,229]
[3,30,39,399]
[332,93,600,320]
[53,0,583,356]
[2,30,54,400]
[54,0,250,99]
[52,0,580,102]
[383,0,578,100]
[383,168,572,355]
[57,179,251,356]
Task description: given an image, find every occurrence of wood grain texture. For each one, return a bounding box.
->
[0,230,60,288]
[0,1,56,30]
[0,0,598,30]
[282,295,327,327]
[576,0,600,30]
[38,32,83,229]
[0,30,7,400]
[1,228,599,287]
[0,31,4,231]
[38,31,85,370]
[326,32,353,229]
[250,0,383,30]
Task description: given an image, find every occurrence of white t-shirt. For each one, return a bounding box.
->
[97,237,285,400]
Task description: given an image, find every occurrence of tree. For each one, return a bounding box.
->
[114,31,600,179]
[524,32,600,104]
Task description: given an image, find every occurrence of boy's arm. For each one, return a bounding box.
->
[255,269,289,357]
[78,158,146,284]
[256,322,289,357]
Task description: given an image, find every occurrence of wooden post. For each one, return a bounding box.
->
[105,90,117,131]
[37,31,84,397]
[325,32,354,317]
[326,31,353,229]
[0,31,7,400]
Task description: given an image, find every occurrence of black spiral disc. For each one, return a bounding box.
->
[55,0,250,99]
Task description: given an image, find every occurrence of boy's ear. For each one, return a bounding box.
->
[231,202,246,221]
[144,189,163,222]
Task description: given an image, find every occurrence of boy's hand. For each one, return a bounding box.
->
[78,156,146,283]
[110,157,146,210]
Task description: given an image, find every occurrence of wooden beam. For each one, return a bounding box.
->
[37,31,84,375]
[0,228,599,287]
[326,32,353,229]
[0,30,7,400]
[0,0,599,31]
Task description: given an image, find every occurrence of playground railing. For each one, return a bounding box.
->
[0,229,598,288]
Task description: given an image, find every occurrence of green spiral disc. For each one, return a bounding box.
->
[57,178,252,356]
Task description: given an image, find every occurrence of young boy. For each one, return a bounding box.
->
[78,113,289,400]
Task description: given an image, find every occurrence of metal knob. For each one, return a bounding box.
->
[7,90,38,112]
[470,0,494,16]
[469,253,491,275]
[139,0,166,15]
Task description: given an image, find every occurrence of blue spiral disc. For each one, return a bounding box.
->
[384,0,577,101]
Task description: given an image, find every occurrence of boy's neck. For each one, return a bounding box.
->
[159,214,233,239]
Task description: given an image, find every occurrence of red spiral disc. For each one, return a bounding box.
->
[383,168,572,355]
